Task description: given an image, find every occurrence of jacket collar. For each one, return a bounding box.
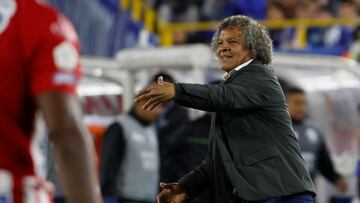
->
[223,59,264,82]
[222,59,254,81]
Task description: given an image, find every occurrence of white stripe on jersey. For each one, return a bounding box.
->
[0,170,13,203]
[31,113,48,178]
[23,177,53,203]
[0,0,17,34]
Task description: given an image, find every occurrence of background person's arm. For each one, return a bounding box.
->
[100,122,126,196]
[317,139,348,192]
[36,92,102,203]
[178,157,211,199]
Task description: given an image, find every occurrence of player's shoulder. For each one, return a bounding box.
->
[19,0,64,24]
[19,0,78,43]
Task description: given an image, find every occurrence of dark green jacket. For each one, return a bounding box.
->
[175,60,316,202]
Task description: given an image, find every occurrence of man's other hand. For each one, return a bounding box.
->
[135,76,175,111]
[157,182,188,203]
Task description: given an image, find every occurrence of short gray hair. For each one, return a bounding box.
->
[211,15,273,65]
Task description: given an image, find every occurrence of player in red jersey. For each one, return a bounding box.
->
[0,0,102,203]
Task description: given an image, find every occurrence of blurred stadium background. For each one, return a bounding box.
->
[39,0,360,203]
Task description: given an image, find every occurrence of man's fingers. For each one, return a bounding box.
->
[147,100,163,111]
[135,93,150,103]
[135,94,149,103]
[160,182,179,190]
[160,182,173,190]
[142,97,155,110]
[135,89,159,103]
[135,86,159,102]
[143,95,163,111]
[145,96,165,111]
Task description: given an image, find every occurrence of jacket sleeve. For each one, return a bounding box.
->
[174,76,279,112]
[99,122,126,196]
[317,140,341,183]
[178,157,210,199]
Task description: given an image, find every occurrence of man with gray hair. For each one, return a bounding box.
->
[136,15,316,203]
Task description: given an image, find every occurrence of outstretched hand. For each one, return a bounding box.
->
[135,76,175,111]
[157,182,188,203]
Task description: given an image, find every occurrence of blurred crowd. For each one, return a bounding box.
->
[149,0,360,59]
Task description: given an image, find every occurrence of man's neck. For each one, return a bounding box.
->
[291,118,304,125]
[222,59,254,80]
[130,108,152,126]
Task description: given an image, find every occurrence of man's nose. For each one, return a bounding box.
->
[219,44,230,52]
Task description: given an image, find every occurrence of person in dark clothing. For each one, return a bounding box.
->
[136,15,315,203]
[150,72,190,183]
[163,80,222,186]
[155,112,211,203]
[99,95,165,203]
[171,113,211,203]
[284,86,348,193]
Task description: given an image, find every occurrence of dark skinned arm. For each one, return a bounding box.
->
[36,92,102,203]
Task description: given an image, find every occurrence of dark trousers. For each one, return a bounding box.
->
[232,194,314,203]
[262,195,314,203]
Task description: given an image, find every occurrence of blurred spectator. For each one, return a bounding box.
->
[172,31,190,45]
[349,26,360,62]
[325,0,358,53]
[201,0,235,21]
[295,0,320,19]
[159,0,199,44]
[307,5,335,49]
[266,0,294,49]
[99,88,165,202]
[317,4,334,19]
[166,113,211,203]
[158,0,199,23]
[267,0,286,20]
[151,72,191,184]
[284,86,348,193]
[280,0,300,18]
[288,0,321,49]
[337,0,359,17]
[266,1,285,49]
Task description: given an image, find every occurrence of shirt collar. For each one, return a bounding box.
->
[222,59,254,81]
